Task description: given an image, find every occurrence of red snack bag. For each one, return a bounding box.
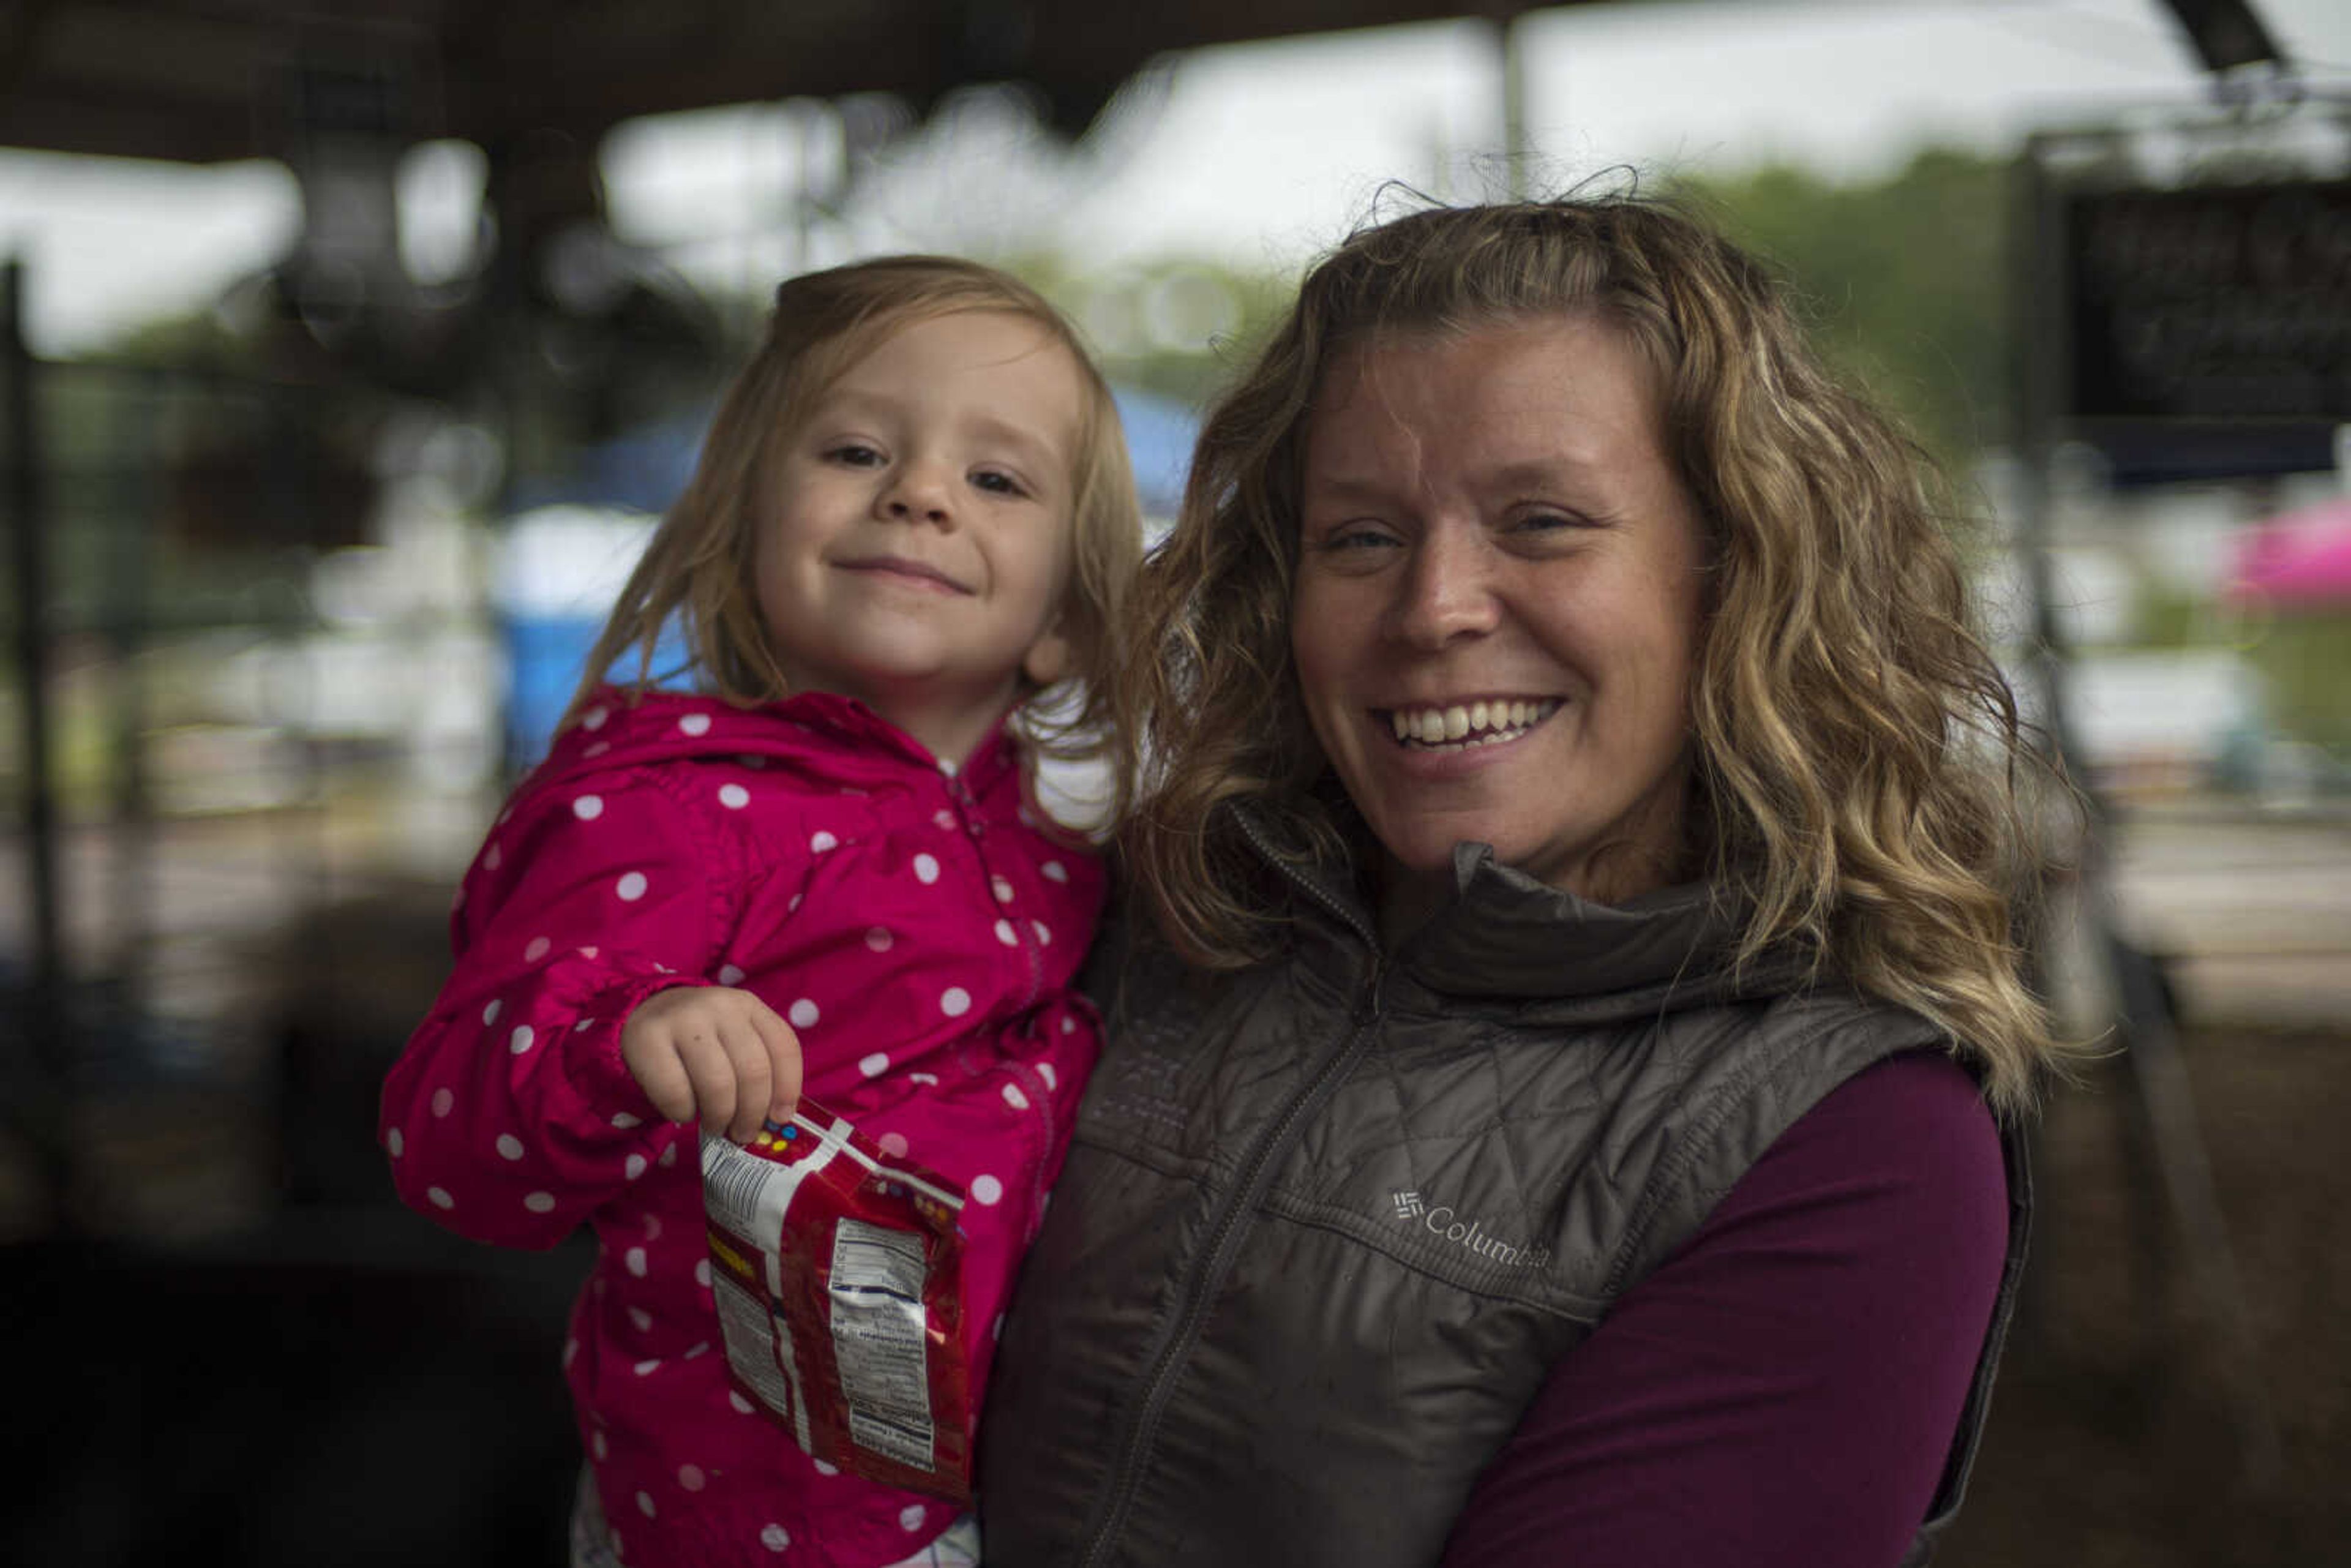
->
[700,1100,972,1502]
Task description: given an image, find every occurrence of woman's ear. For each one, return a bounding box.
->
[1021,623,1073,688]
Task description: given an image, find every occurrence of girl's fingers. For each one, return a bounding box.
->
[678,1026,740,1137]
[721,1021,773,1143]
[749,1005,804,1121]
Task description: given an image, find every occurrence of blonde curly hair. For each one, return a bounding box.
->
[563,255,1141,769]
[1115,194,2071,1113]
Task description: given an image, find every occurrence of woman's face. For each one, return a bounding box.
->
[1291,312,1708,907]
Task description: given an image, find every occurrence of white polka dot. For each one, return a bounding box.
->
[684,1341,709,1359]
[718,784,749,809]
[994,919,1018,945]
[510,1025,536,1054]
[678,1464,706,1491]
[1033,921,1052,945]
[694,1258,712,1288]
[643,1215,664,1241]
[718,964,745,985]
[901,1503,927,1531]
[940,987,972,1018]
[913,853,940,884]
[934,809,956,830]
[1062,1016,1078,1034]
[626,1247,648,1277]
[865,926,893,952]
[428,1187,454,1209]
[481,999,502,1026]
[1039,1063,1058,1090]
[525,936,550,962]
[484,843,503,871]
[612,1112,641,1130]
[810,830,838,853]
[909,1071,939,1086]
[582,705,609,730]
[637,1490,657,1518]
[573,795,604,820]
[730,1390,756,1414]
[585,741,610,757]
[580,946,599,959]
[788,999,819,1029]
[858,1051,890,1078]
[760,1524,791,1551]
[970,1174,1003,1205]
[387,1128,405,1158]
[879,1131,909,1158]
[628,1307,653,1332]
[591,1430,607,1460]
[634,1359,660,1378]
[992,876,1014,903]
[1002,1083,1030,1111]
[678,712,711,736]
[1043,860,1069,882]
[430,1088,454,1118]
[525,1191,556,1213]
[496,1133,525,1160]
[616,872,648,901]
[659,1143,678,1168]
[625,1153,648,1180]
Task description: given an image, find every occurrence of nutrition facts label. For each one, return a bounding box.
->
[829,1220,936,1469]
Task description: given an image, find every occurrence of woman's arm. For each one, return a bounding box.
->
[1440,1051,2009,1568]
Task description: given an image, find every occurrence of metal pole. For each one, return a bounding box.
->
[6,255,69,1230]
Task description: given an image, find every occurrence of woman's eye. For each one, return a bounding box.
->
[1316,523,1397,552]
[1513,510,1582,534]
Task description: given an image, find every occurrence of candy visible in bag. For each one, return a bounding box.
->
[701,1101,972,1501]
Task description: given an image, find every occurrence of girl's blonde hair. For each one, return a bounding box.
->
[1117,193,2072,1114]
[564,255,1141,767]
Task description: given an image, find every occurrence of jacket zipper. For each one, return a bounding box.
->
[1072,817,1382,1568]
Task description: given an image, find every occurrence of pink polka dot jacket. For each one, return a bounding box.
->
[380,687,1106,1568]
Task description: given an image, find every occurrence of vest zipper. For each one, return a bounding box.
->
[1071,816,1383,1568]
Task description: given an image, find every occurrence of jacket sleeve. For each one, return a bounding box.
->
[1438,1052,2010,1568]
[380,771,738,1248]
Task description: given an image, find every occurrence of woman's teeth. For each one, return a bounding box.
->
[1387,699,1559,747]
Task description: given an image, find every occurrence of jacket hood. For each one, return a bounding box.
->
[525,686,1022,801]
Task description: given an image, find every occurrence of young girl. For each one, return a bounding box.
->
[381,256,1141,1568]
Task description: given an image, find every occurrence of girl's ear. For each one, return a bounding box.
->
[1021,621,1073,688]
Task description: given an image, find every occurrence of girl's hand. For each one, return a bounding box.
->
[620,986,803,1142]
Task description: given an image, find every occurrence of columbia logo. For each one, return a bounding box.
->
[1392,1190,1425,1220]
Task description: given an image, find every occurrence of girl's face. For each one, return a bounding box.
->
[754,309,1084,764]
[1290,313,1708,909]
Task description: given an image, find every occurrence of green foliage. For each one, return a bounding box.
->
[1671,148,2011,470]
[2244,611,2351,755]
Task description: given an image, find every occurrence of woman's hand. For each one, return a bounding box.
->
[620,986,803,1142]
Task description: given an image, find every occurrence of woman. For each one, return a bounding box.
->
[978,195,2069,1568]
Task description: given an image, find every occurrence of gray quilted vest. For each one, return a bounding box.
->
[978,840,2029,1568]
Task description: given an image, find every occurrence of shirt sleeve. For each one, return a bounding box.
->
[379,772,736,1248]
[1438,1050,2010,1568]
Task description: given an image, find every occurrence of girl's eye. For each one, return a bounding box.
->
[825,442,885,468]
[972,468,1029,498]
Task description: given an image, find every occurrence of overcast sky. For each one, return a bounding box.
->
[2,0,2347,354]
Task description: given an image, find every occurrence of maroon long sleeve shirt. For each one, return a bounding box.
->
[1441,1051,2010,1567]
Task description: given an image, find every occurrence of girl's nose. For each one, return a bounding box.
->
[1390,523,1499,648]
[880,464,953,525]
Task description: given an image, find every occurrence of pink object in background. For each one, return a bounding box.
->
[2231,498,2351,609]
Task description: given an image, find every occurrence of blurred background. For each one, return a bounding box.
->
[1,2,2347,1563]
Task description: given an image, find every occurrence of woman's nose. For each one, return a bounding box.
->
[1390,526,1499,647]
